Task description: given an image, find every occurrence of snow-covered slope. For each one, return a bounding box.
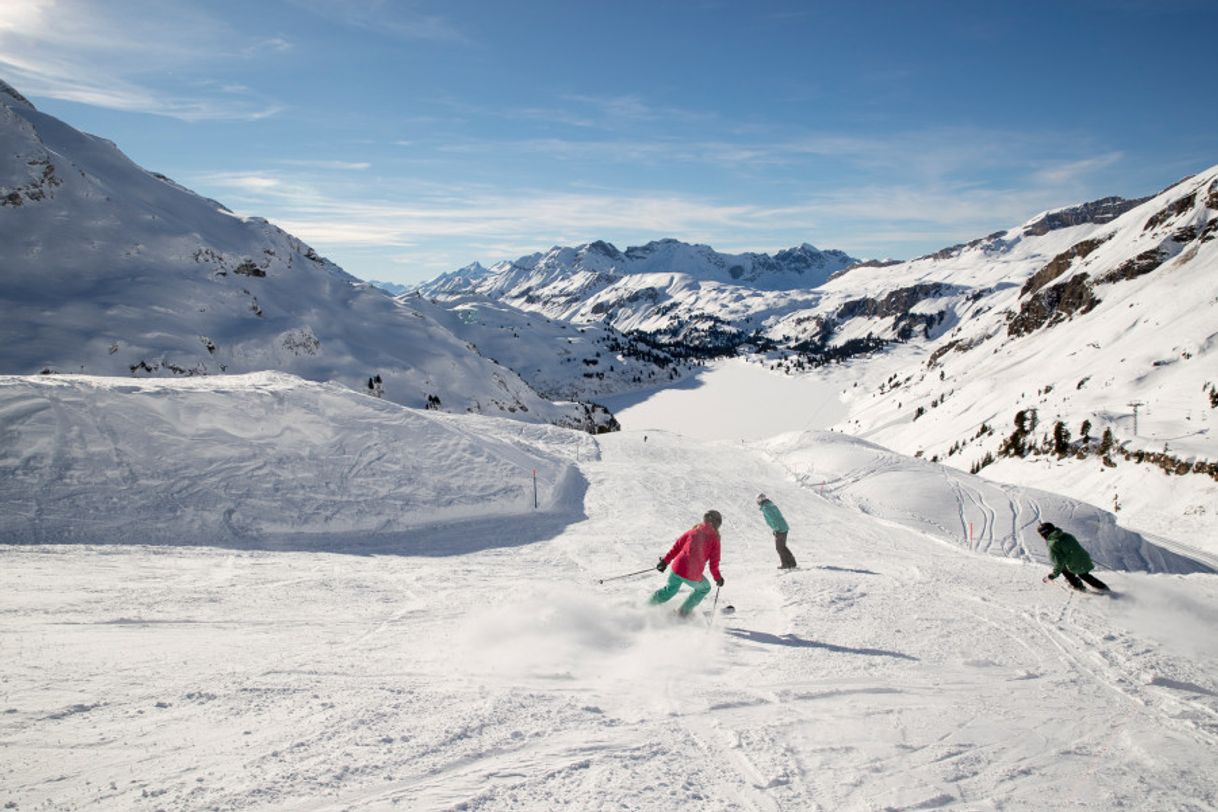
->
[820,166,1218,544]
[407,292,694,401]
[0,373,596,546]
[0,79,613,430]
[2,369,1207,565]
[761,430,1211,574]
[4,425,1216,810]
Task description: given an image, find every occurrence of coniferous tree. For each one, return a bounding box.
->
[1052,421,1071,457]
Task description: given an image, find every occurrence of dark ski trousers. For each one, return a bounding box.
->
[1062,571,1109,591]
[775,531,798,569]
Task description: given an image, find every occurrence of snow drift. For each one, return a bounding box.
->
[0,373,596,548]
[762,430,1212,575]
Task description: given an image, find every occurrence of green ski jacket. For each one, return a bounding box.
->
[1046,529,1095,577]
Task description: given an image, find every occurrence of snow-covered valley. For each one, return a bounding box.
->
[3,372,1217,811]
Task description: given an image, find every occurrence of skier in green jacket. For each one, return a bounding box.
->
[757,493,797,569]
[1037,522,1109,592]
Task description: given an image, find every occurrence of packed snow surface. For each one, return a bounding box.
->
[0,373,593,547]
[3,373,1217,810]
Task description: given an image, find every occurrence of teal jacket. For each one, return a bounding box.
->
[759,500,789,533]
[1046,529,1094,577]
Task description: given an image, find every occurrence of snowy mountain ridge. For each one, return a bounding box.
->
[413,190,1158,343]
[834,165,1218,544]
[0,78,621,432]
[414,237,859,334]
[416,164,1218,545]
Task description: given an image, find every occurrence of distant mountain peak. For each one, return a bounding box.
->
[456,261,488,276]
[581,240,624,261]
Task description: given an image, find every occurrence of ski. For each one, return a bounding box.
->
[1048,578,1118,598]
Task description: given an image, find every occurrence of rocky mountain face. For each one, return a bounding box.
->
[1020,195,1152,236]
[0,79,619,432]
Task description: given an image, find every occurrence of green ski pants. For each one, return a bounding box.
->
[649,571,711,616]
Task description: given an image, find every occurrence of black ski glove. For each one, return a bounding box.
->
[715,576,724,587]
[656,559,667,572]
[1043,573,1056,583]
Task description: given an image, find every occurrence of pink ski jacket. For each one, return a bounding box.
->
[662,522,722,582]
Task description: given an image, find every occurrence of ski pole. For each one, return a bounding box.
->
[597,568,656,584]
[705,586,721,631]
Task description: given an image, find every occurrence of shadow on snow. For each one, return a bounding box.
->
[816,564,881,576]
[14,471,590,558]
[725,628,918,661]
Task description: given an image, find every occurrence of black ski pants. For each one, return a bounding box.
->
[774,531,798,569]
[1062,571,1109,591]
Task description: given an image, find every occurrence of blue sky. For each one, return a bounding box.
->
[3,0,1216,283]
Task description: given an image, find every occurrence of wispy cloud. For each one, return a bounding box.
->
[192,119,1137,278]
[199,169,758,248]
[422,92,717,134]
[197,169,1011,264]
[1032,152,1125,185]
[411,124,1119,192]
[283,0,471,45]
[559,94,660,123]
[278,160,372,171]
[0,0,283,120]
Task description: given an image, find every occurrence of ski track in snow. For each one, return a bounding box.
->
[3,431,1218,810]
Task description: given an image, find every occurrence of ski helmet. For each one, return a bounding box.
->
[704,509,723,528]
[756,493,768,505]
[1037,522,1056,538]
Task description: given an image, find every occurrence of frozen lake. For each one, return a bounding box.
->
[601,358,848,441]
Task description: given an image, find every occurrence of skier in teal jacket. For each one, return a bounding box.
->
[1037,523,1109,592]
[757,493,797,569]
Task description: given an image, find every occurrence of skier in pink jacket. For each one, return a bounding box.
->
[649,510,725,617]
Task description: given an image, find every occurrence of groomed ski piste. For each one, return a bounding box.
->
[3,370,1217,810]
